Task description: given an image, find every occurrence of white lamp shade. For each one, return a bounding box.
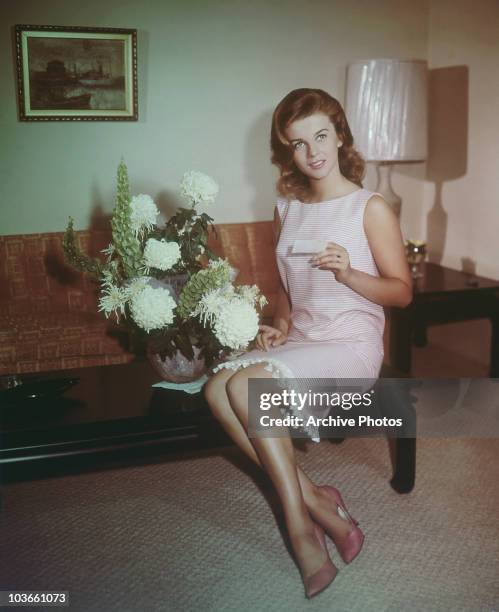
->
[345,59,428,162]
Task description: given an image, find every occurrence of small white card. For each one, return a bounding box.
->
[292,239,327,254]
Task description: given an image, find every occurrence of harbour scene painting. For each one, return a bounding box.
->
[15,26,137,121]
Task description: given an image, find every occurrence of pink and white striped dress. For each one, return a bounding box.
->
[213,188,385,439]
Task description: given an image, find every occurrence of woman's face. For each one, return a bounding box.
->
[285,113,342,180]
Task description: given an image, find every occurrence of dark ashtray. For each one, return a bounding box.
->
[0,378,80,405]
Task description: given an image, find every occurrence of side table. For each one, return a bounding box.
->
[389,262,499,376]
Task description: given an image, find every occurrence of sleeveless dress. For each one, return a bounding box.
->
[212,188,385,440]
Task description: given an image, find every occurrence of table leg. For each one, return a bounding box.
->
[375,378,417,493]
[413,323,428,348]
[490,306,499,377]
[389,438,416,494]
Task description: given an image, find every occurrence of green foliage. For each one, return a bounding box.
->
[159,207,217,274]
[143,315,224,365]
[62,217,103,280]
[176,263,232,319]
[111,160,144,278]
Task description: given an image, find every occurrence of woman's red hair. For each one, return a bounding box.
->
[270,88,365,201]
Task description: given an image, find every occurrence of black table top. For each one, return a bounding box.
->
[412,262,499,296]
[1,360,160,430]
[0,360,219,472]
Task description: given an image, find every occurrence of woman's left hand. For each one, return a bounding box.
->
[311,242,352,283]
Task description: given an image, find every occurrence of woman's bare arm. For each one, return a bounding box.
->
[346,195,412,307]
[273,285,291,335]
[255,207,291,350]
[271,206,292,334]
[312,195,412,307]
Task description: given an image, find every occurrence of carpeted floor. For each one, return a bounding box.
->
[1,435,498,611]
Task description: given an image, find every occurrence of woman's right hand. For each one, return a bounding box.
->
[256,324,288,351]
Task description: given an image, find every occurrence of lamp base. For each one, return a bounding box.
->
[375,163,402,218]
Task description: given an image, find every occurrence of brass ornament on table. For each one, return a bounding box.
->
[405,239,427,279]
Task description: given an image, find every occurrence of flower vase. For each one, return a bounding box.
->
[146,274,206,383]
[147,344,207,383]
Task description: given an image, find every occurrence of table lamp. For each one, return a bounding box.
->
[345,59,428,217]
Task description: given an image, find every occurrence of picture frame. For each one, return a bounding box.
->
[15,24,138,121]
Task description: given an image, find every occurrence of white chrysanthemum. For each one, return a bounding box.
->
[193,285,235,325]
[237,284,268,308]
[237,284,258,304]
[130,285,176,332]
[143,238,181,271]
[123,276,150,301]
[213,298,259,350]
[98,284,127,321]
[180,171,219,207]
[129,194,159,235]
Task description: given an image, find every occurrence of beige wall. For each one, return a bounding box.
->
[0,0,428,236]
[423,0,499,280]
[411,0,499,366]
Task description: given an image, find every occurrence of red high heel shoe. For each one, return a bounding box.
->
[302,523,338,599]
[320,486,364,564]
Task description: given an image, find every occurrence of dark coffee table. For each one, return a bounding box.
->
[0,360,230,482]
[389,262,499,375]
[0,361,416,494]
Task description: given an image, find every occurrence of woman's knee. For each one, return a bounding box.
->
[225,364,269,405]
[225,369,250,406]
[204,369,233,417]
[206,363,271,418]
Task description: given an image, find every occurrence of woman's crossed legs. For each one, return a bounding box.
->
[204,363,352,584]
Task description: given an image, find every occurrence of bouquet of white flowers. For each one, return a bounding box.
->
[62,161,267,372]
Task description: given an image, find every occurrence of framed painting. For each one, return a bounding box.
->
[15,24,138,121]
